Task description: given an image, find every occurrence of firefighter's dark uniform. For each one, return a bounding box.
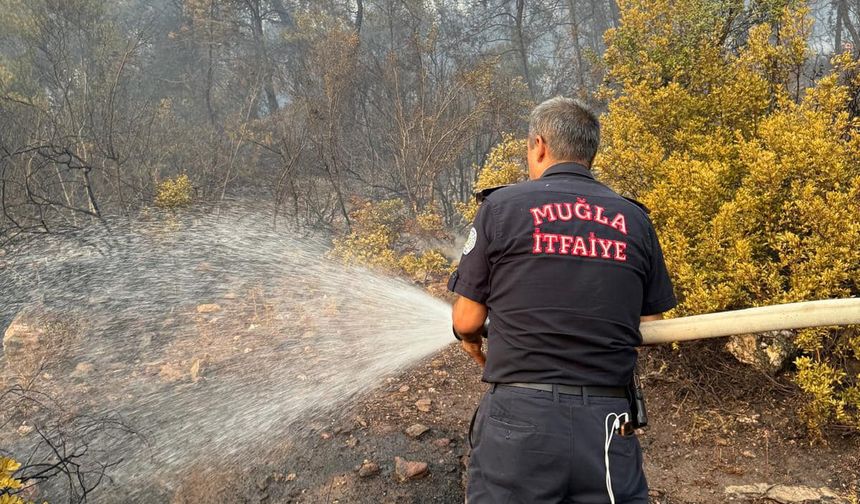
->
[448,162,676,503]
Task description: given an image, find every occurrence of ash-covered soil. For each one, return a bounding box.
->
[174,344,860,504]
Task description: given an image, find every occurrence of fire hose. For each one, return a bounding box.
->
[639,297,860,345]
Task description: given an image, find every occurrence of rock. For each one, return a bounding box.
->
[358,461,380,478]
[70,362,94,378]
[17,424,34,436]
[320,432,333,440]
[196,303,221,314]
[725,330,795,375]
[158,363,185,382]
[726,483,779,499]
[741,450,756,458]
[405,424,429,438]
[399,385,410,393]
[725,483,845,503]
[432,438,451,448]
[415,398,432,412]
[4,310,52,358]
[256,474,273,491]
[394,457,428,481]
[3,308,78,374]
[190,358,204,382]
[223,292,238,300]
[285,473,297,482]
[139,333,153,349]
[767,486,841,503]
[345,437,359,448]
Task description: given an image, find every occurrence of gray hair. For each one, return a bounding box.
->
[528,97,600,165]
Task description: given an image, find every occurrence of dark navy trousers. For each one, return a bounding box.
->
[467,384,649,504]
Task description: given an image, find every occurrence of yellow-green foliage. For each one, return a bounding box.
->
[0,457,38,504]
[154,174,193,209]
[331,199,403,270]
[0,457,21,493]
[415,208,445,238]
[331,200,451,284]
[400,250,452,283]
[794,356,849,434]
[599,1,860,433]
[458,134,528,221]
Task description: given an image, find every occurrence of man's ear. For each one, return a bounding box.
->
[533,135,547,163]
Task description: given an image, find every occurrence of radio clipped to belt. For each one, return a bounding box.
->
[619,362,648,436]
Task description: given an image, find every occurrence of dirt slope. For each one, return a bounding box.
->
[171,344,859,504]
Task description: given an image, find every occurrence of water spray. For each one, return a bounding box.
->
[0,208,453,501]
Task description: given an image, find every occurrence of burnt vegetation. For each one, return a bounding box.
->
[2,0,860,501]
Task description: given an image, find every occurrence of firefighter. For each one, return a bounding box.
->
[449,96,676,503]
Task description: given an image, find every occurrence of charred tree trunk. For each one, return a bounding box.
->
[356,0,364,35]
[608,0,620,27]
[270,0,295,28]
[514,0,536,99]
[247,0,279,115]
[838,0,860,52]
[205,2,217,126]
[567,0,587,92]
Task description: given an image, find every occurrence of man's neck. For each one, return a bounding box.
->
[532,158,589,179]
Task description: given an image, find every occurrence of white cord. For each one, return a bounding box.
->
[604,412,629,504]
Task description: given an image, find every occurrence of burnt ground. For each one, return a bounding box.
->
[171,344,860,504]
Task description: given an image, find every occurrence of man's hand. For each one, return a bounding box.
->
[452,295,489,368]
[460,338,486,368]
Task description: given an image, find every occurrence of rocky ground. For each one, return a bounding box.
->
[2,292,857,503]
[172,344,860,504]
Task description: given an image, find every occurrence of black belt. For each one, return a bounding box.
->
[500,382,627,398]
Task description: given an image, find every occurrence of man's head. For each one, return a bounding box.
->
[527,97,600,180]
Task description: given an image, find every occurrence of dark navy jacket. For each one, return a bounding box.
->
[448,162,676,386]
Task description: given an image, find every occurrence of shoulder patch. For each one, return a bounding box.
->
[622,196,650,214]
[462,227,478,255]
[474,184,511,203]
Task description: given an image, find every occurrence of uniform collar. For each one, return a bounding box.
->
[540,162,595,180]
